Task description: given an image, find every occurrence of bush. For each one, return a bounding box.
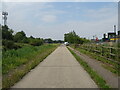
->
[21,38,29,43]
[13,31,26,43]
[2,40,21,50]
[30,39,43,46]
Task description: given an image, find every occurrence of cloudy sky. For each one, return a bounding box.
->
[1,1,118,40]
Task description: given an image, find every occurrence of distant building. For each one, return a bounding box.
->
[102,33,109,42]
[109,31,120,42]
[102,25,120,43]
[118,31,120,35]
[117,31,120,43]
[108,32,116,39]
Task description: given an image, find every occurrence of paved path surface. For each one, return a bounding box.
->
[12,45,98,88]
[69,47,119,88]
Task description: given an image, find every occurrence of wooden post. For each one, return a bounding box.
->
[110,47,112,59]
[101,46,103,56]
[102,46,104,56]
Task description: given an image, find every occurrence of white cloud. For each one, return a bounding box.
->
[85,7,117,20]
[33,8,66,23]
[41,15,57,23]
[35,9,66,17]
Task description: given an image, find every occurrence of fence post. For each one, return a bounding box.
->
[101,46,103,56]
[102,46,104,56]
[110,47,111,59]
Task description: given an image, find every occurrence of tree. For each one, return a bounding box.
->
[44,38,53,43]
[53,40,64,43]
[64,31,90,44]
[2,25,13,40]
[0,26,2,40]
[64,31,78,44]
[29,36,35,39]
[29,38,43,46]
[13,31,26,42]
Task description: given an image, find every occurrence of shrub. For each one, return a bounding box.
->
[30,39,43,46]
[2,40,21,50]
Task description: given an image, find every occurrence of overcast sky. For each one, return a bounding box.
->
[1,1,118,40]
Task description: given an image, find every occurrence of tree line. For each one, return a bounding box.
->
[64,31,90,44]
[1,25,63,51]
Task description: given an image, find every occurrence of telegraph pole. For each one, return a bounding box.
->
[114,25,116,34]
[2,11,8,26]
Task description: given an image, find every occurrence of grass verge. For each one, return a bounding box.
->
[70,45,119,76]
[67,47,110,88]
[2,44,59,89]
[76,48,119,76]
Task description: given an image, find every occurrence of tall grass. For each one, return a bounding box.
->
[2,44,58,88]
[2,44,57,75]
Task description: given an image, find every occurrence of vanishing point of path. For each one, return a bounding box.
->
[12,45,98,88]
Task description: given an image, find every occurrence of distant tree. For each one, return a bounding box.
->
[29,36,35,39]
[1,25,45,50]
[64,31,90,44]
[29,38,43,46]
[44,38,53,43]
[13,31,26,42]
[64,31,78,44]
[53,40,64,43]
